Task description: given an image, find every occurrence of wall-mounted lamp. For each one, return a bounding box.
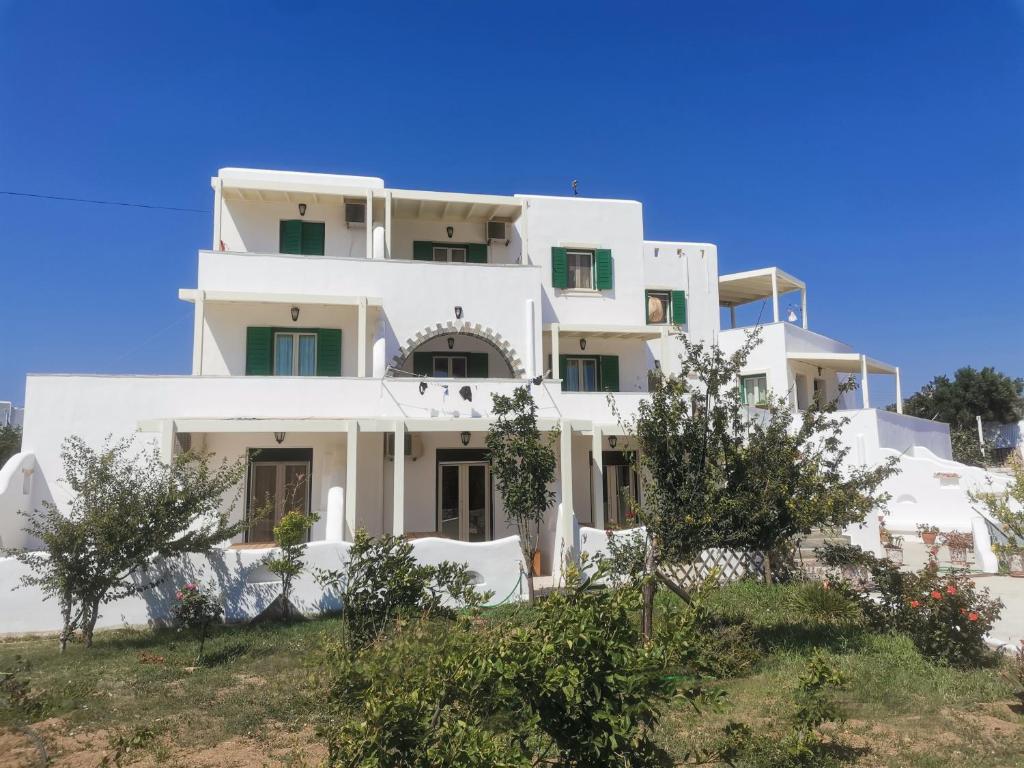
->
[298,203,307,217]
[446,225,454,239]
[531,375,544,386]
[579,338,587,351]
[817,367,823,377]
[786,306,798,323]
[290,306,300,322]
[460,431,471,446]
[454,306,463,320]
[608,435,618,449]
[447,336,455,350]
[419,381,428,395]
[274,432,286,445]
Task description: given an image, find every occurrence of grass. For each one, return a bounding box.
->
[1,582,1022,767]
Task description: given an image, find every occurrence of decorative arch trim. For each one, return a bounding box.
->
[389,321,527,378]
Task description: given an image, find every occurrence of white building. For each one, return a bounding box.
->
[0,402,24,428]
[0,168,1001,614]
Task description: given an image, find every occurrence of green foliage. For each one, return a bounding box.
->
[902,366,1024,429]
[950,426,987,466]
[0,655,48,724]
[316,530,489,646]
[787,582,863,626]
[971,455,1024,560]
[0,425,21,467]
[9,436,247,650]
[485,385,557,595]
[265,508,319,620]
[819,545,1003,666]
[171,582,223,663]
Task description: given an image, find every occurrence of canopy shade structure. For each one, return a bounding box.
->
[544,323,664,340]
[786,352,902,412]
[388,188,523,222]
[719,267,807,328]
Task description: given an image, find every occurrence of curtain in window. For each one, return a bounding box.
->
[582,360,598,391]
[566,361,581,391]
[298,335,316,376]
[274,335,294,376]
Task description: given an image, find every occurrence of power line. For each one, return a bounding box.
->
[0,190,209,214]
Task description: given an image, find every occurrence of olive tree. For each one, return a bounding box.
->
[11,436,247,650]
[486,385,557,602]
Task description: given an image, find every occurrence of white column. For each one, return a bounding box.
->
[325,486,344,542]
[524,299,536,379]
[860,355,871,409]
[212,177,223,250]
[392,421,406,536]
[191,290,205,375]
[365,190,373,260]
[560,420,574,517]
[659,326,670,371]
[159,420,176,463]
[590,426,604,530]
[372,316,387,378]
[357,298,368,377]
[384,191,393,259]
[895,367,903,414]
[729,306,736,329]
[550,323,560,379]
[345,422,359,540]
[771,270,780,323]
[801,288,808,329]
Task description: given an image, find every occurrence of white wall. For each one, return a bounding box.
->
[221,199,368,258]
[643,241,721,347]
[389,219,522,265]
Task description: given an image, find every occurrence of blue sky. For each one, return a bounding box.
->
[1,1,1022,407]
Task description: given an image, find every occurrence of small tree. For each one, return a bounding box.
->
[11,436,246,651]
[265,508,319,621]
[0,425,21,467]
[971,455,1024,565]
[171,582,224,664]
[486,386,557,601]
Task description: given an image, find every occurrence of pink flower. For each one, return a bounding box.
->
[185,583,197,591]
[175,590,183,600]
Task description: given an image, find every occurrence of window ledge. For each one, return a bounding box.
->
[560,288,603,297]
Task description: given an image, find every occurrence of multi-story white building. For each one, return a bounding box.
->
[0,168,999,591]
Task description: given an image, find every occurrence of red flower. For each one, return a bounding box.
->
[930,591,942,600]
[967,612,979,622]
[909,600,921,608]
[945,585,957,595]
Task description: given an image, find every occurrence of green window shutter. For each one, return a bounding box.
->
[301,222,325,256]
[671,290,687,325]
[413,352,433,376]
[316,329,342,376]
[245,327,273,375]
[279,220,303,254]
[466,243,488,263]
[595,249,613,290]
[551,247,568,288]
[558,354,568,391]
[413,241,434,261]
[467,352,489,378]
[599,355,619,392]
[644,290,652,324]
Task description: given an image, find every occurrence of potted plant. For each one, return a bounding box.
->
[942,530,974,569]
[884,535,904,566]
[917,523,940,547]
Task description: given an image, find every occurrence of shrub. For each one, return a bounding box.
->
[787,582,863,626]
[265,509,319,620]
[316,530,489,646]
[171,583,223,664]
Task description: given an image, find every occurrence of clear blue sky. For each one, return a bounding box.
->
[2,1,1022,407]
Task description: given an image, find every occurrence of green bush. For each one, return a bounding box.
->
[787,582,863,626]
[171,583,223,664]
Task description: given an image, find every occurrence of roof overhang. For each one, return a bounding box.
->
[388,188,523,222]
[786,352,896,374]
[545,323,664,340]
[178,289,383,308]
[719,267,805,307]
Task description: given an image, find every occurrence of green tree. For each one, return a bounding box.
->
[903,367,1023,428]
[485,385,557,601]
[265,508,319,621]
[0,425,22,467]
[619,332,895,638]
[10,436,246,651]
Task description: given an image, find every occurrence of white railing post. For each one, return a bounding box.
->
[325,486,344,542]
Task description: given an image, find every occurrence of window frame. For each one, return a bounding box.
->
[645,289,672,325]
[432,245,468,263]
[566,249,595,290]
[273,331,318,376]
[431,354,469,378]
[564,356,600,392]
[739,373,769,407]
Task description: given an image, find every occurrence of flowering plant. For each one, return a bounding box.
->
[171,582,223,663]
[916,524,940,535]
[942,531,975,551]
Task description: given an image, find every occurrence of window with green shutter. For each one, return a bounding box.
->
[316,329,342,376]
[599,355,619,392]
[246,327,273,375]
[557,354,618,392]
[645,289,687,325]
[245,326,341,376]
[279,220,325,256]
[551,247,568,288]
[412,241,488,263]
[594,249,613,290]
[671,290,686,324]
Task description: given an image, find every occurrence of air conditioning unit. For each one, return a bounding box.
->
[486,219,510,244]
[385,432,423,461]
[344,200,366,228]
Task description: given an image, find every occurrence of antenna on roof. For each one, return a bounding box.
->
[571,179,579,196]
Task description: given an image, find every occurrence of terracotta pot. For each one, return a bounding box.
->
[1008,553,1024,577]
[921,532,938,546]
[885,547,904,566]
[531,549,543,577]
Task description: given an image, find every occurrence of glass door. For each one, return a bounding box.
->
[437,462,491,541]
[247,461,310,543]
[604,464,638,529]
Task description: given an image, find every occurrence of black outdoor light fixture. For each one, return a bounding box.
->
[579,338,587,351]
[454,306,463,320]
[447,336,455,349]
[608,435,618,449]
[274,432,286,445]
[460,431,471,446]
[298,203,307,216]
[291,306,300,322]
[532,375,544,386]
[446,225,454,239]
[419,381,428,395]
